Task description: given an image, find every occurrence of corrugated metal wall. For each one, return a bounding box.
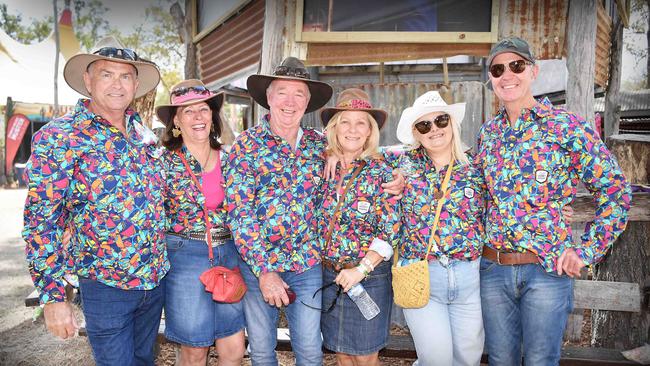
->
[197,0,264,86]
[498,0,568,60]
[302,81,492,150]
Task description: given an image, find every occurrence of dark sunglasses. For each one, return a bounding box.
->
[300,281,341,313]
[275,65,311,79]
[489,60,532,78]
[171,86,211,97]
[413,113,451,134]
[93,47,139,61]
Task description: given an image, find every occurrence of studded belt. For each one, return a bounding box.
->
[167,227,232,247]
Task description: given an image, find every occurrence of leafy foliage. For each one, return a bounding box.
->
[0,4,53,43]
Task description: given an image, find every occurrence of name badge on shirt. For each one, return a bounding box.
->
[464,187,475,199]
[357,200,371,214]
[535,169,549,183]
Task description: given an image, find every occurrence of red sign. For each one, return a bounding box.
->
[5,113,30,174]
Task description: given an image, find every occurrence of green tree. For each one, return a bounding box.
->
[72,0,113,51]
[0,4,53,44]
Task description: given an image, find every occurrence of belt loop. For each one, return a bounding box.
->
[496,250,502,265]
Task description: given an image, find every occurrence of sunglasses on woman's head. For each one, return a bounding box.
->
[413,113,451,134]
[171,86,211,97]
[489,60,532,78]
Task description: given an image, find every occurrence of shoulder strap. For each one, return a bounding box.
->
[394,158,455,265]
[324,160,366,254]
[175,150,216,262]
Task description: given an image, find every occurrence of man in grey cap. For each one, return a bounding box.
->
[23,36,167,366]
[476,36,631,364]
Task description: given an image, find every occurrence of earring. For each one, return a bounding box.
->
[172,125,181,137]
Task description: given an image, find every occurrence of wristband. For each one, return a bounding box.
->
[361,257,375,271]
[356,263,369,277]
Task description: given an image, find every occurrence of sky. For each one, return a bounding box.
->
[2,0,161,34]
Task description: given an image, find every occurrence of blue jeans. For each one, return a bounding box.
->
[321,261,392,355]
[403,258,484,366]
[79,278,165,366]
[165,237,245,346]
[480,257,574,366]
[239,258,323,366]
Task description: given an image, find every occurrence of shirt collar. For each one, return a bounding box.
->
[261,113,306,150]
[73,98,154,145]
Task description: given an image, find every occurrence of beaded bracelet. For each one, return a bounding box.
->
[356,263,370,277]
[361,257,375,271]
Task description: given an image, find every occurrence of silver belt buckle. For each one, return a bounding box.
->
[439,255,449,267]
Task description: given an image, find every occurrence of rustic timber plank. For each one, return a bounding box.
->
[571,192,650,223]
[24,289,39,307]
[574,280,640,312]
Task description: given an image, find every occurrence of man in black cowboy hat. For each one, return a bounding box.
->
[226,57,332,365]
[23,36,168,366]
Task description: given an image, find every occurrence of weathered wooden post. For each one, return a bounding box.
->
[592,134,650,349]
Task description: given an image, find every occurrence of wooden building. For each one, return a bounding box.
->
[192,0,628,147]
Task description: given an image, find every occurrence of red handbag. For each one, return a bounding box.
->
[199,265,247,303]
[176,151,247,303]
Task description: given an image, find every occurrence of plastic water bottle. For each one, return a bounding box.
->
[347,283,380,320]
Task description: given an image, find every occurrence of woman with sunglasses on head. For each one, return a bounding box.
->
[477,38,630,365]
[316,88,400,366]
[392,91,485,366]
[156,80,245,366]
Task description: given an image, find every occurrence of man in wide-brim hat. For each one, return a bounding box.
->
[227,56,334,365]
[23,36,168,366]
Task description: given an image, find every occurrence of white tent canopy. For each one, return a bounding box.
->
[0,29,81,105]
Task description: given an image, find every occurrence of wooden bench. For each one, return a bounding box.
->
[26,278,639,365]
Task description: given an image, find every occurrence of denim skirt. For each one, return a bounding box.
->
[164,236,246,347]
[321,261,392,355]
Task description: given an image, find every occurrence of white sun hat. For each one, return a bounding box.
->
[396,91,466,145]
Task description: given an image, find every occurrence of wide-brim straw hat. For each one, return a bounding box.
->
[64,36,160,98]
[155,79,224,125]
[246,57,333,113]
[320,88,387,130]
[396,91,466,145]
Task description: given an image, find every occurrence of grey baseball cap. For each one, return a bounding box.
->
[487,37,535,67]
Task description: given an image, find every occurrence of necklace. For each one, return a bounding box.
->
[201,148,212,171]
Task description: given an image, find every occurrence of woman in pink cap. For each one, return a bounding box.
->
[156,80,245,366]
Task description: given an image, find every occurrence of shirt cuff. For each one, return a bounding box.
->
[369,238,393,261]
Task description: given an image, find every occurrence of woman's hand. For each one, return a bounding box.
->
[335,268,366,293]
[562,205,574,223]
[382,169,405,198]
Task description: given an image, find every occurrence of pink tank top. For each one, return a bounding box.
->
[201,152,225,211]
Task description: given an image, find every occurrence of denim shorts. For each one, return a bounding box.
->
[164,236,246,347]
[321,261,392,355]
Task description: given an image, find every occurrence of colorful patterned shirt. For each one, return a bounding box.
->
[317,157,401,262]
[23,99,169,305]
[477,97,631,271]
[162,146,229,233]
[226,116,325,277]
[388,148,486,261]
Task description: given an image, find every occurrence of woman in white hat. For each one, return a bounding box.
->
[316,88,400,365]
[394,91,485,366]
[156,80,245,366]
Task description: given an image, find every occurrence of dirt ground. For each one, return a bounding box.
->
[0,188,415,365]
